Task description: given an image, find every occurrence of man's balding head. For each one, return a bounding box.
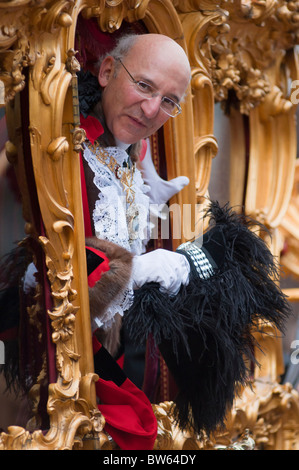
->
[98,33,191,144]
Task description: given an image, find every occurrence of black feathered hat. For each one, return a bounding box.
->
[124,200,291,435]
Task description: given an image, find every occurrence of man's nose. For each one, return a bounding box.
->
[140,96,161,119]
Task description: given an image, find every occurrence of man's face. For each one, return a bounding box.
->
[98,38,190,145]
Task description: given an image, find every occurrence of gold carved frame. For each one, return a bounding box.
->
[0,0,299,450]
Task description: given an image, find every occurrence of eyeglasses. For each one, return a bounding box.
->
[116,58,182,118]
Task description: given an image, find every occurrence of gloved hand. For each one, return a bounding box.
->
[137,143,189,206]
[23,262,38,294]
[132,249,190,296]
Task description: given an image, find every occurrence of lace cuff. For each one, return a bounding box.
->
[91,283,134,332]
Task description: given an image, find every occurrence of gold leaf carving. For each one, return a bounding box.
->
[212,55,271,114]
[38,0,74,33]
[176,1,299,118]
[72,127,87,152]
[48,137,69,161]
[0,1,75,103]
[97,0,150,32]
[39,235,79,386]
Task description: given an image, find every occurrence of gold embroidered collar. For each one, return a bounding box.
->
[87,141,136,205]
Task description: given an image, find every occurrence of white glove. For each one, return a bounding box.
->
[132,249,190,295]
[137,143,189,205]
[23,262,37,294]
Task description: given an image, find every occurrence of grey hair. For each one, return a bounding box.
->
[108,34,139,60]
[95,34,139,74]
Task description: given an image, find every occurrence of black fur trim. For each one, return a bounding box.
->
[124,201,291,435]
[77,70,102,118]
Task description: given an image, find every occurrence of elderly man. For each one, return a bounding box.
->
[78,32,192,450]
[80,33,192,338]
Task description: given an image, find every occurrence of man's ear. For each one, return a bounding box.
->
[98,56,115,87]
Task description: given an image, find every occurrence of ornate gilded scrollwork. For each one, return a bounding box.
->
[81,0,150,32]
[224,381,299,450]
[1,0,299,451]
[0,1,73,104]
[179,5,227,203]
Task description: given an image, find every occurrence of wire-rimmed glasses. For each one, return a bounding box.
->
[116,58,182,118]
